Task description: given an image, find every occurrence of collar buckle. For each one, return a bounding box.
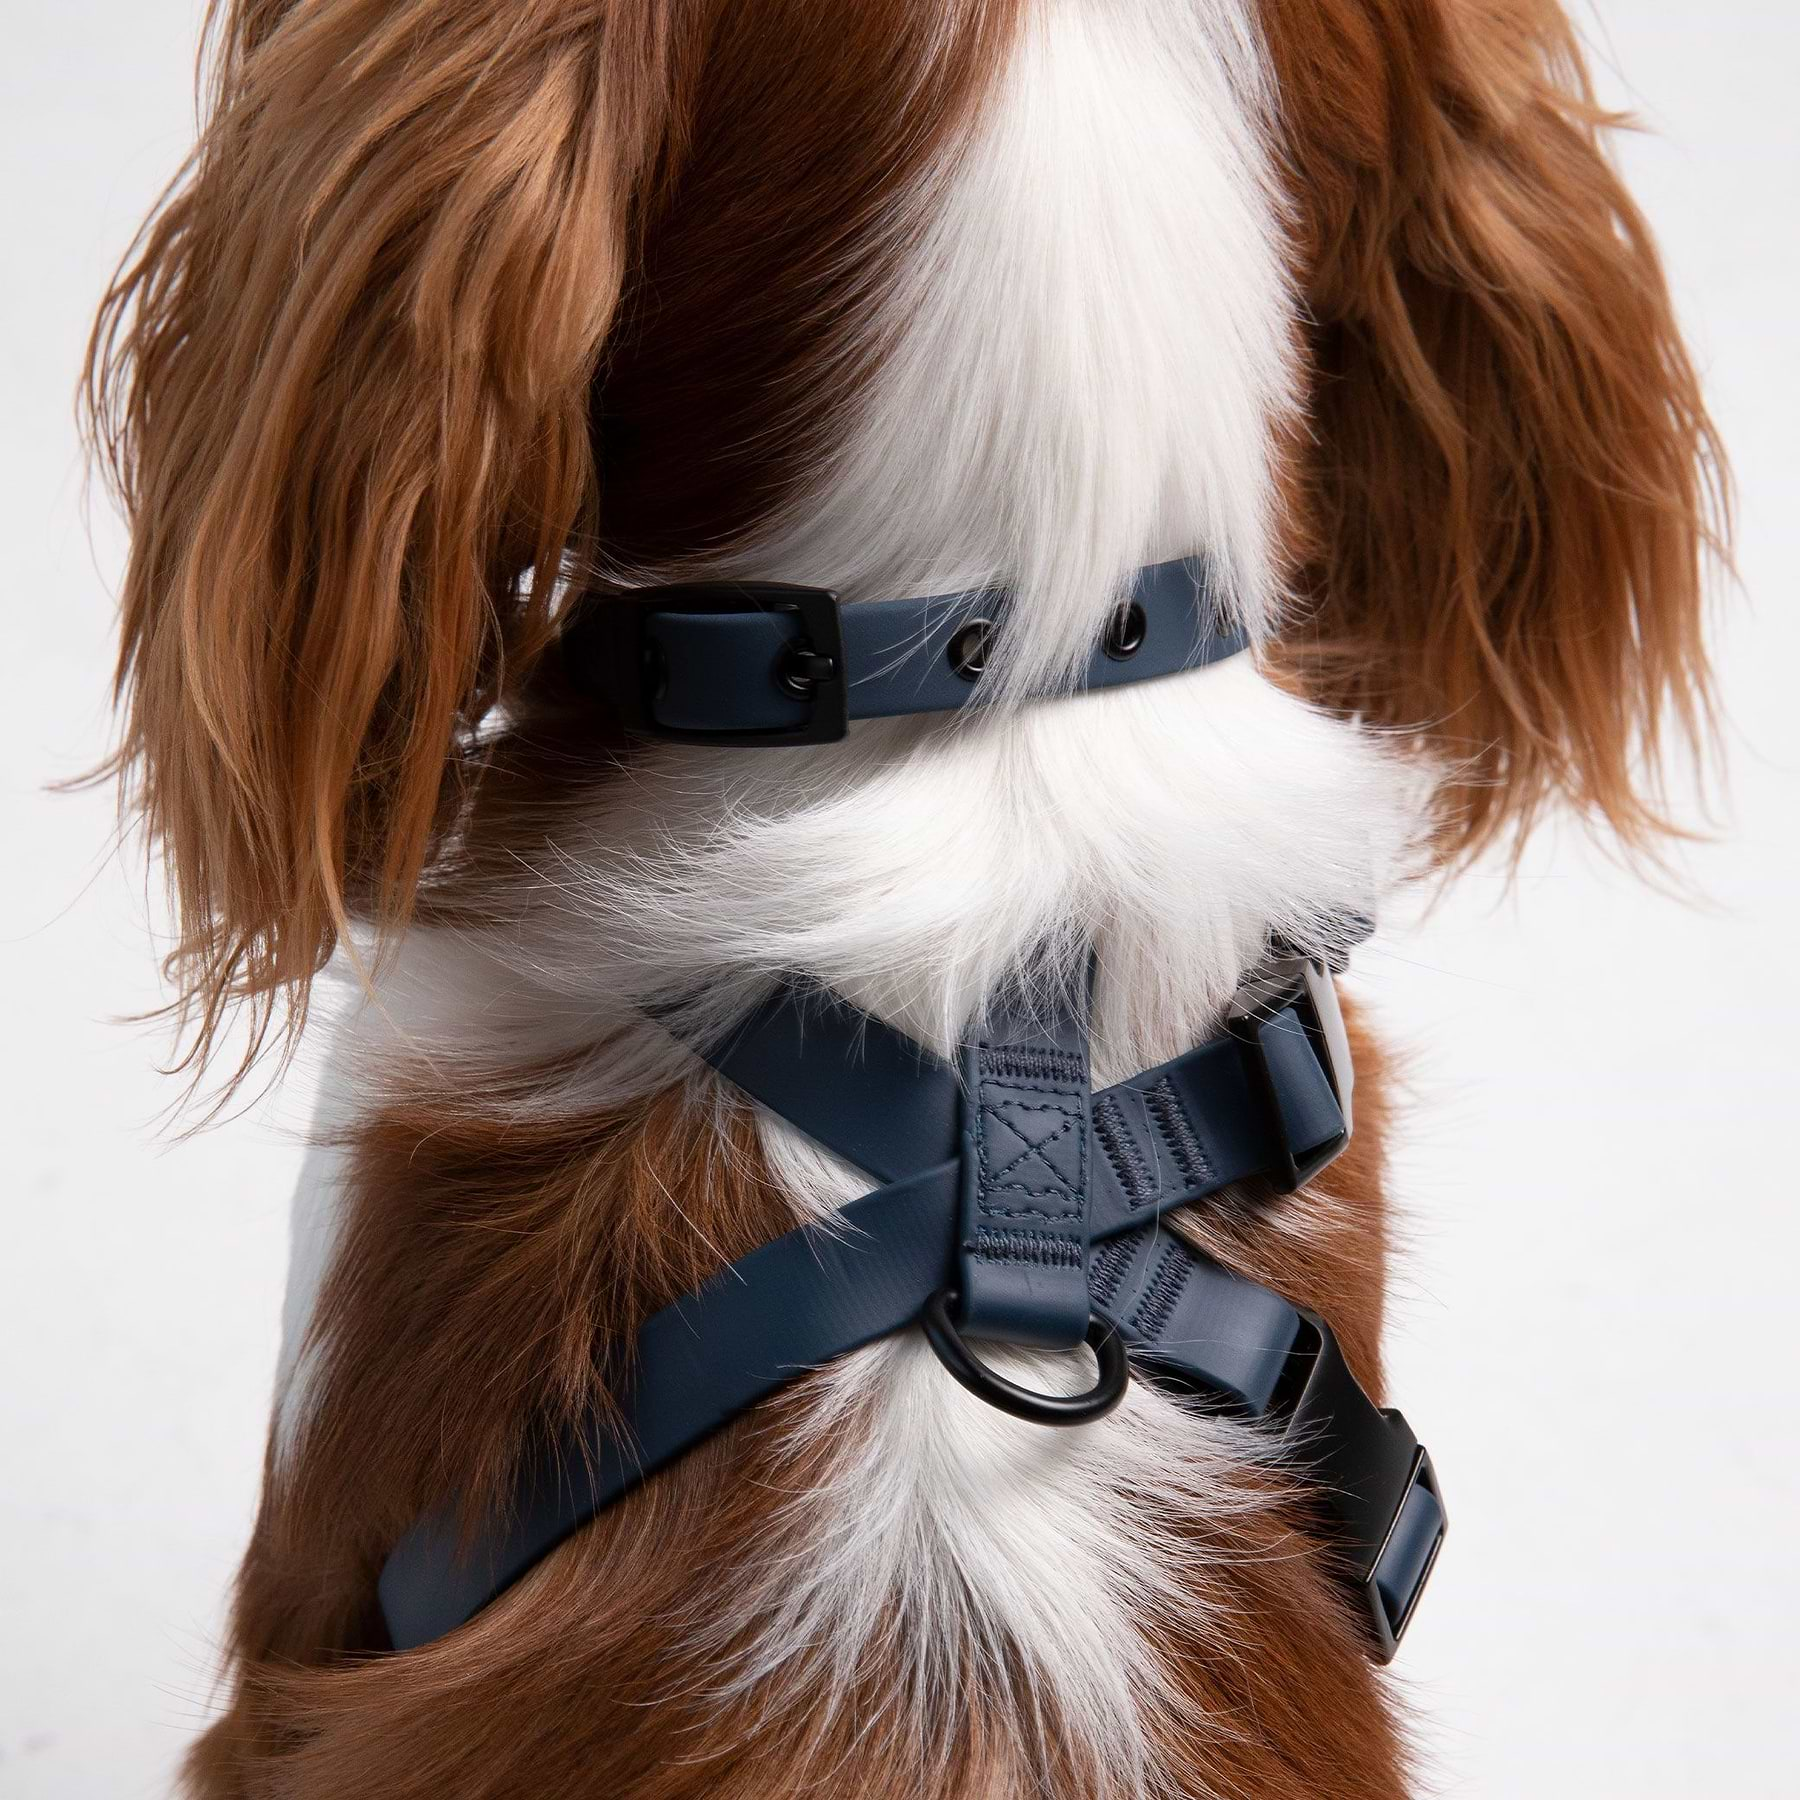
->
[563,582,847,747]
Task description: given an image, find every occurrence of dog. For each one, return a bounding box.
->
[86,0,1719,1793]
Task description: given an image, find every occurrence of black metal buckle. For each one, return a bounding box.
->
[1228,955,1354,1192]
[1363,1447,1446,1663]
[562,582,847,747]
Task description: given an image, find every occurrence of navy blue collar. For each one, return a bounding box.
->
[560,555,1246,746]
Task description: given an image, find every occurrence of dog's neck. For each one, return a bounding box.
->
[342,0,1401,1069]
[364,654,1415,1069]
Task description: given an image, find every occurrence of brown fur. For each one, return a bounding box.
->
[84,0,1023,1089]
[1260,0,1723,861]
[82,0,1723,1091]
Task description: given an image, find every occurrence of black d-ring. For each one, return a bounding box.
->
[921,1289,1129,1426]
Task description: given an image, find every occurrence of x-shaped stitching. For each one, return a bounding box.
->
[983,1099,1080,1196]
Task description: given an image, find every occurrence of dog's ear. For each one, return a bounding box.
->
[87,1,672,1074]
[1264,0,1724,861]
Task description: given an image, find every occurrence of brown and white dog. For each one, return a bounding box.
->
[87,1,1719,1794]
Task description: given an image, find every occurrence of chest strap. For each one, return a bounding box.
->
[559,555,1247,747]
[377,961,1444,1663]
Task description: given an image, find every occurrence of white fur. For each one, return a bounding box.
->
[274,1073,354,1447]
[446,655,1413,1080]
[743,0,1294,698]
[276,1,1420,1789]
[679,1336,1278,1795]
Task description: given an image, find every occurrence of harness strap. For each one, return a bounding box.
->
[559,556,1247,747]
[377,971,1444,1662]
[707,975,1347,1238]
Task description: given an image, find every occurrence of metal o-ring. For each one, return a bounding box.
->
[920,1289,1130,1426]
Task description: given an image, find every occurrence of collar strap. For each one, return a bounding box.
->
[559,555,1247,747]
[377,957,1444,1663]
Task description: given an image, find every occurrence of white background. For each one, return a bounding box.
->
[3,5,1795,1795]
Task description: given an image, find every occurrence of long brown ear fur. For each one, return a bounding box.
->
[1262,0,1727,861]
[84,0,672,1083]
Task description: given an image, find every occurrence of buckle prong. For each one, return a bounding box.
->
[777,644,839,698]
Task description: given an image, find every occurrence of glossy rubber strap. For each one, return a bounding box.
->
[378,1160,1246,1651]
[376,1173,1435,1658]
[650,556,1245,736]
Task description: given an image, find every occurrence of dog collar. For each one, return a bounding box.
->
[559,555,1248,746]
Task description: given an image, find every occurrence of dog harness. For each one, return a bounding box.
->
[378,560,1446,1662]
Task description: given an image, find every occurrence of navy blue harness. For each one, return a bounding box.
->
[377,563,1445,1664]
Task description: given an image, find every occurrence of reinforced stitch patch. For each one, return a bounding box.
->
[1130,1241,1193,1342]
[1089,1233,1141,1309]
[972,1051,1089,1221]
[1092,1090,1158,1208]
[1145,1076,1213,1188]
[965,1228,1085,1268]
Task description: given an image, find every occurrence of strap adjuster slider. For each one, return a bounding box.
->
[1228,956,1354,1192]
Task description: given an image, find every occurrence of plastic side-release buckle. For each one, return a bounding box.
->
[1281,1311,1447,1663]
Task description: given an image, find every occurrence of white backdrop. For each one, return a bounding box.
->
[3,5,1795,1795]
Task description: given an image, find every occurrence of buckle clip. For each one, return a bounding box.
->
[1281,1313,1447,1663]
[562,582,847,747]
[1229,955,1354,1192]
